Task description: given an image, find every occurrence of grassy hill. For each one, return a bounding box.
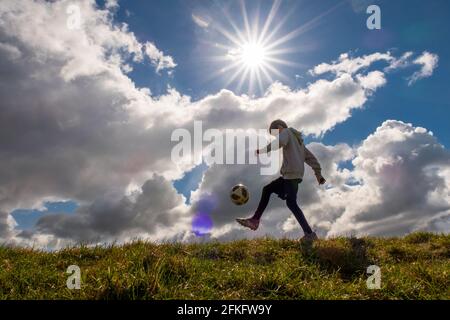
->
[0,232,448,300]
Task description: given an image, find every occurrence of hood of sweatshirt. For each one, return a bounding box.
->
[289,127,304,145]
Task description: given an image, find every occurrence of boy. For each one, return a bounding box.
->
[236,119,326,241]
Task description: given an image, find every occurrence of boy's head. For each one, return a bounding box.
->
[269,119,288,135]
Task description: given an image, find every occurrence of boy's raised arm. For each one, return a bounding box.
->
[304,146,322,178]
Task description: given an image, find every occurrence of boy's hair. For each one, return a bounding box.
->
[269,119,288,132]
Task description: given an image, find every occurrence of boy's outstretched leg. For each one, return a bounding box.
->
[236,178,284,231]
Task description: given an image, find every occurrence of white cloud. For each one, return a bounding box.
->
[326,120,450,236]
[0,0,183,214]
[310,52,394,76]
[408,51,439,85]
[356,70,386,92]
[311,51,439,87]
[384,51,413,71]
[144,42,177,73]
[105,0,119,10]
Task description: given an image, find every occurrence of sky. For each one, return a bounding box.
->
[115,0,450,146]
[1,0,449,248]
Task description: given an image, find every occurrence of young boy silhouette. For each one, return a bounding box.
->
[236,119,326,241]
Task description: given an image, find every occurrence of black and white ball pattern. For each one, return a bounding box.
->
[230,184,249,205]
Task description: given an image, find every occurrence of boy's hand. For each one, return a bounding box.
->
[316,175,326,185]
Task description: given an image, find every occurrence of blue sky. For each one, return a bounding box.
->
[12,201,78,230]
[10,0,450,232]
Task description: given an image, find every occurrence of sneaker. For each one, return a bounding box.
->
[236,218,259,231]
[300,232,318,242]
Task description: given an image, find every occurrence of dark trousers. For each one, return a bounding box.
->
[252,177,313,234]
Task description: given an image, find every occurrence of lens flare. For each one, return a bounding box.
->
[192,213,213,236]
[191,194,217,237]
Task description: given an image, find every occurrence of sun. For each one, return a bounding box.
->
[207,0,304,95]
[239,42,267,69]
[204,0,343,95]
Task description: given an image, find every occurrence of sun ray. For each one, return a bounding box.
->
[258,0,281,44]
[214,24,243,48]
[240,0,252,42]
[259,4,298,48]
[236,67,251,93]
[261,61,289,82]
[264,56,304,68]
[260,65,274,84]
[265,1,346,51]
[224,64,247,88]
[266,45,316,56]
[255,67,264,95]
[252,6,260,44]
[200,58,242,85]
[218,59,243,74]
[217,7,247,45]
[248,68,255,95]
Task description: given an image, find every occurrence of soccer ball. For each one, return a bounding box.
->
[230,184,249,205]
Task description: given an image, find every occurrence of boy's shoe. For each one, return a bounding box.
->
[300,232,318,242]
[236,218,259,231]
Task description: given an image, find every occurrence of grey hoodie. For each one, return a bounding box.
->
[259,127,322,180]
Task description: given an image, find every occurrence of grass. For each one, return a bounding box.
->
[0,232,449,300]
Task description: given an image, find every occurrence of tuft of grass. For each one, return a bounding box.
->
[0,232,448,300]
[404,232,435,244]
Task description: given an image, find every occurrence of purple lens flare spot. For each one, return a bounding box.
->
[192,213,213,236]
